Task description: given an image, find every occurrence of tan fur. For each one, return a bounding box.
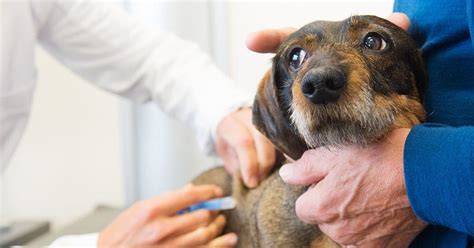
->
[192,167,323,248]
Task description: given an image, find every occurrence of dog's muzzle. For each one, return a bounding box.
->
[301,67,347,105]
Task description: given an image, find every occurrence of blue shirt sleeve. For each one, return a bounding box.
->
[468,0,473,46]
[404,124,474,235]
[395,0,474,245]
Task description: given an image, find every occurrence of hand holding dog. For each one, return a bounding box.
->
[216,108,276,188]
[280,129,426,247]
[98,184,237,248]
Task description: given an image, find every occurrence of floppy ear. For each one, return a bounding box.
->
[252,69,308,160]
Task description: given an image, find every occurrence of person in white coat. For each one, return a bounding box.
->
[0,1,276,247]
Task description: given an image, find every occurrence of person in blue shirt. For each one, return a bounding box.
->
[247,0,473,246]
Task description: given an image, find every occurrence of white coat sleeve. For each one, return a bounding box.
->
[32,0,252,154]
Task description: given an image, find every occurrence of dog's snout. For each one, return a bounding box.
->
[301,67,346,104]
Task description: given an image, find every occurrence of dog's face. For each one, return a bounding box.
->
[253,15,427,160]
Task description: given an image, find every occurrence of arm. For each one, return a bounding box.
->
[31,1,276,186]
[404,124,474,235]
[32,1,250,155]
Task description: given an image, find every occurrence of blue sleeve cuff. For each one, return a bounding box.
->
[404,124,474,235]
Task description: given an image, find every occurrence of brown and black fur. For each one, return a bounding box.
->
[193,15,427,247]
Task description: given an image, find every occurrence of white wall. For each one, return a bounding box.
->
[0,47,125,229]
[123,1,220,203]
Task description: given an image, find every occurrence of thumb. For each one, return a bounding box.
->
[279,149,330,185]
[387,12,410,31]
[246,27,297,53]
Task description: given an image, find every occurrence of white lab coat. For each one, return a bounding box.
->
[0,1,252,171]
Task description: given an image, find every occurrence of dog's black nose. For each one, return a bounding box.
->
[301,67,346,104]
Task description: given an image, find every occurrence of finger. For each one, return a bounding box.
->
[149,185,223,215]
[252,129,276,180]
[294,184,337,225]
[387,12,410,31]
[222,115,259,188]
[216,136,240,175]
[208,233,238,247]
[279,149,332,185]
[167,215,227,247]
[234,133,259,188]
[246,27,297,53]
[216,114,259,187]
[159,210,215,238]
[237,109,276,182]
[295,187,320,224]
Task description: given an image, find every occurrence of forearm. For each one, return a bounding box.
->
[404,124,474,235]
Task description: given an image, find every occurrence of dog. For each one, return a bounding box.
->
[193,15,427,247]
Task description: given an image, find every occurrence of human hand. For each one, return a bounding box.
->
[98,184,238,248]
[279,129,427,247]
[246,13,410,53]
[216,108,276,188]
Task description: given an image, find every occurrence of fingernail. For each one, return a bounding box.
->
[217,215,226,225]
[279,164,292,181]
[214,187,224,196]
[227,233,238,245]
[248,176,259,188]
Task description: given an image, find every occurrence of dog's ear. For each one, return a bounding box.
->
[252,69,308,161]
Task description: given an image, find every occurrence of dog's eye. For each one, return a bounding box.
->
[289,48,307,70]
[363,33,387,50]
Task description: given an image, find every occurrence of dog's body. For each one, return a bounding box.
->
[193,15,426,247]
[193,167,333,248]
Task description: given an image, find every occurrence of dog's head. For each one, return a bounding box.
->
[253,15,427,160]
